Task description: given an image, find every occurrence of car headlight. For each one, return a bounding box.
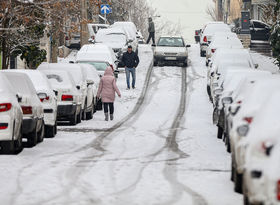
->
[178,52,188,56]
[154,51,164,56]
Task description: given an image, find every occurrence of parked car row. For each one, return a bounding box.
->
[202,22,280,205]
[0,63,100,154]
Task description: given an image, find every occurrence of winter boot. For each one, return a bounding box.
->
[110,114,114,121]
[105,113,109,121]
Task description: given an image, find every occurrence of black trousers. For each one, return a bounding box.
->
[146,32,155,44]
[103,102,114,114]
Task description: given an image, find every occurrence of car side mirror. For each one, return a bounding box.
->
[128,39,133,43]
[254,64,259,69]
[53,90,58,96]
[69,61,75,64]
[115,60,120,64]
[76,85,81,90]
[16,93,22,103]
[186,44,191,48]
[222,97,233,104]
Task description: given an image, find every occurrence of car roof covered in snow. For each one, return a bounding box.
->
[7,70,53,93]
[38,63,86,85]
[203,23,231,35]
[78,64,100,84]
[40,69,77,90]
[2,71,37,96]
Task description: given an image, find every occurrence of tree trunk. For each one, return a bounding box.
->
[1,39,9,70]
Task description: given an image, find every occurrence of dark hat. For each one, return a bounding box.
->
[128,45,132,48]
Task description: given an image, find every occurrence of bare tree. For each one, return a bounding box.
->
[206,4,218,21]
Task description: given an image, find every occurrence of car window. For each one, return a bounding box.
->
[78,61,109,71]
[157,37,184,47]
[253,21,266,29]
[46,74,63,83]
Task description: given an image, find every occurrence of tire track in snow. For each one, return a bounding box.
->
[161,65,208,205]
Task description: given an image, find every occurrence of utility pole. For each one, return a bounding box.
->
[80,0,88,47]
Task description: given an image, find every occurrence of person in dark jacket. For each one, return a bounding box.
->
[122,45,140,89]
[146,17,155,45]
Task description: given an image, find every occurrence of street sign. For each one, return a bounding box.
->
[101,4,112,15]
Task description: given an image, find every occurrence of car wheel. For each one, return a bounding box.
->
[206,61,209,66]
[217,126,223,139]
[226,133,231,153]
[77,111,82,123]
[153,60,158,66]
[183,60,188,67]
[37,122,45,143]
[83,100,87,120]
[234,165,243,193]
[27,127,38,147]
[54,121,57,134]
[45,125,56,138]
[231,157,234,182]
[69,112,77,125]
[86,103,93,120]
[200,50,203,57]
[243,180,251,205]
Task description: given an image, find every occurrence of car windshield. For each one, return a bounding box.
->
[157,37,184,47]
[78,61,109,71]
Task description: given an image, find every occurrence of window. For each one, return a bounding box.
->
[157,37,184,47]
[253,21,266,29]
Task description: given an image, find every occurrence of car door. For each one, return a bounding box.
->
[251,21,270,41]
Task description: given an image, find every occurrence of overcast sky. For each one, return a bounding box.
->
[146,0,214,43]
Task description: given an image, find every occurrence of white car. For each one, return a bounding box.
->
[95,27,129,59]
[262,142,280,205]
[2,71,44,147]
[79,63,101,118]
[41,70,82,125]
[0,73,23,154]
[200,22,231,57]
[206,32,243,66]
[208,48,257,99]
[241,91,280,204]
[38,63,89,122]
[15,70,58,138]
[230,76,280,194]
[87,23,109,41]
[111,21,139,54]
[153,36,190,67]
[76,44,118,76]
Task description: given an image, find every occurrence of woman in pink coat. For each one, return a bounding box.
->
[97,67,121,121]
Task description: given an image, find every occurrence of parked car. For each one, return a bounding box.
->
[76,44,119,77]
[262,142,280,205]
[95,27,129,60]
[0,73,23,154]
[206,32,243,66]
[236,19,271,41]
[14,70,58,138]
[194,29,201,43]
[208,48,257,99]
[241,91,280,204]
[2,71,44,147]
[79,63,101,118]
[87,23,109,41]
[38,63,89,122]
[66,34,80,49]
[200,22,231,57]
[229,76,279,194]
[153,36,190,67]
[111,21,139,54]
[40,70,82,125]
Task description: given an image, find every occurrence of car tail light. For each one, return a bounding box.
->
[195,31,198,35]
[0,103,12,112]
[21,106,32,115]
[203,36,207,42]
[38,93,49,102]
[61,95,73,101]
[277,180,280,201]
[211,49,216,53]
[243,117,253,124]
[91,36,95,40]
[0,123,8,130]
[237,100,242,104]
[40,96,49,102]
[65,36,69,40]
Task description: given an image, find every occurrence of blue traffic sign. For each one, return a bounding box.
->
[101,4,112,14]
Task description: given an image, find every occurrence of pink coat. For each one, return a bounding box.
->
[97,67,121,103]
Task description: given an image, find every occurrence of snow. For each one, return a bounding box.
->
[250,52,279,74]
[0,44,244,205]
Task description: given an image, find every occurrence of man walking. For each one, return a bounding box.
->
[146,17,155,45]
[122,45,139,90]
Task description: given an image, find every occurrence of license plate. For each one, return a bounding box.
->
[165,57,177,60]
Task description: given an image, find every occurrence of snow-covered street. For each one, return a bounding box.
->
[0,44,243,205]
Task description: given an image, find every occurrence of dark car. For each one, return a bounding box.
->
[250,20,271,41]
